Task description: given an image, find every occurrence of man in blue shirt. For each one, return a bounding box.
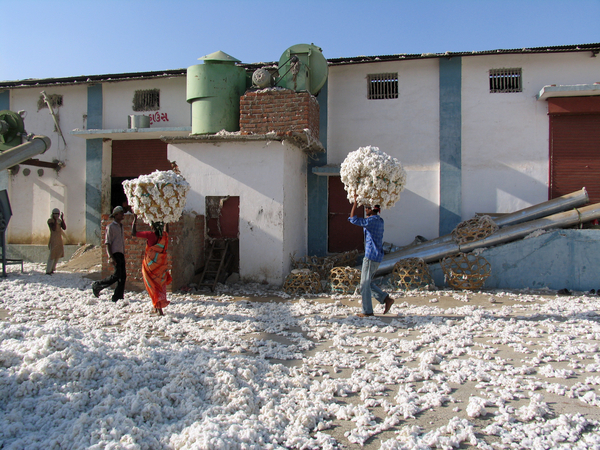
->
[349,195,394,317]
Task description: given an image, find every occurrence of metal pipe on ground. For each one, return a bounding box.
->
[387,189,589,260]
[374,200,600,277]
[0,136,51,171]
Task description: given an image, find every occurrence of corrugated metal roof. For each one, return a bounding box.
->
[1,43,598,89]
[0,69,188,89]
[327,43,600,66]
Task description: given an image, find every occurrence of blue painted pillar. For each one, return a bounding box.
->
[439,57,462,236]
[86,84,103,245]
[0,90,9,110]
[307,81,329,256]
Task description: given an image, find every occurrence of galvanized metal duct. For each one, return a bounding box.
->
[374,198,600,277]
[375,188,589,268]
[0,136,51,171]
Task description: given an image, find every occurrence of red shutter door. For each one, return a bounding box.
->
[207,196,240,239]
[328,176,365,253]
[111,139,172,177]
[549,98,600,204]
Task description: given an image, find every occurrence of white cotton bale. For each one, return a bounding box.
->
[122,170,190,224]
[340,145,406,209]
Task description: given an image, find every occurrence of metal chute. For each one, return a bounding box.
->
[374,188,594,277]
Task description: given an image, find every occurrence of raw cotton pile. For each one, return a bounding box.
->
[340,145,406,209]
[123,170,190,224]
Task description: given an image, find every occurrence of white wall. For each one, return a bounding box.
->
[283,145,308,269]
[461,52,600,219]
[327,51,600,245]
[103,76,189,130]
[6,85,88,245]
[327,59,441,245]
[168,139,307,285]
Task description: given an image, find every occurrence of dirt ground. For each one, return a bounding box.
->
[59,244,103,273]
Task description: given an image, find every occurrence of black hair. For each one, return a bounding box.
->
[152,221,164,237]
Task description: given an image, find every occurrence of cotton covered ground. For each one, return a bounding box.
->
[2,263,600,449]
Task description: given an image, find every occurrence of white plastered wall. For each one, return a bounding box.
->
[5,85,88,245]
[460,51,600,219]
[168,139,307,285]
[327,59,441,245]
[103,76,189,130]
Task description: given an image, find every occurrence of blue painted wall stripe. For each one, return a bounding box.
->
[307,81,329,256]
[439,57,462,236]
[86,84,103,245]
[0,90,9,110]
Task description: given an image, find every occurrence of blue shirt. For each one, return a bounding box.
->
[348,214,385,262]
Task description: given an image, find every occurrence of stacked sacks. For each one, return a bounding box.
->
[122,170,190,224]
[340,145,406,209]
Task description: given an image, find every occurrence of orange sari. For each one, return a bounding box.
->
[142,233,172,309]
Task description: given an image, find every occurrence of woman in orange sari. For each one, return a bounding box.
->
[132,215,172,315]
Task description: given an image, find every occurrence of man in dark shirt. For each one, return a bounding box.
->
[92,206,127,302]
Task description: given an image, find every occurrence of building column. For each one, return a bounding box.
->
[439,57,462,236]
[307,81,328,256]
[86,84,103,245]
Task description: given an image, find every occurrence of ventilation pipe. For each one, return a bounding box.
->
[0,136,51,171]
[374,188,593,277]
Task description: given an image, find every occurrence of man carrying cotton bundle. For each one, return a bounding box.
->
[349,194,394,317]
[342,146,404,317]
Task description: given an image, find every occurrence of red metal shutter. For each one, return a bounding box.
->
[207,196,240,239]
[328,176,365,253]
[549,97,600,204]
[111,139,172,177]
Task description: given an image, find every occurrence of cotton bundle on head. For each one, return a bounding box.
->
[340,145,406,209]
[122,170,190,224]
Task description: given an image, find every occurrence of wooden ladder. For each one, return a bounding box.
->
[199,239,231,291]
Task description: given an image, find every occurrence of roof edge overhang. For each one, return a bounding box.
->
[72,128,324,153]
[328,43,600,66]
[537,83,600,100]
[162,131,325,154]
[71,127,192,140]
[312,164,340,176]
[536,83,600,100]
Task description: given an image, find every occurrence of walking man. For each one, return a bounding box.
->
[92,206,127,302]
[349,194,394,317]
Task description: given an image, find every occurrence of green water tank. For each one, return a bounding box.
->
[186,51,247,135]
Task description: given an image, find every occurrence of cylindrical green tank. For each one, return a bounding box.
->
[186,51,247,135]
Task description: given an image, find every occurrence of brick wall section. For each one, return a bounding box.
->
[239,89,320,139]
[100,212,204,293]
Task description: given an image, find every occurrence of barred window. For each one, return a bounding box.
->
[489,68,522,93]
[367,73,398,100]
[133,89,160,111]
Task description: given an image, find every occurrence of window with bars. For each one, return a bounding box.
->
[489,68,522,93]
[367,73,399,100]
[133,89,160,111]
